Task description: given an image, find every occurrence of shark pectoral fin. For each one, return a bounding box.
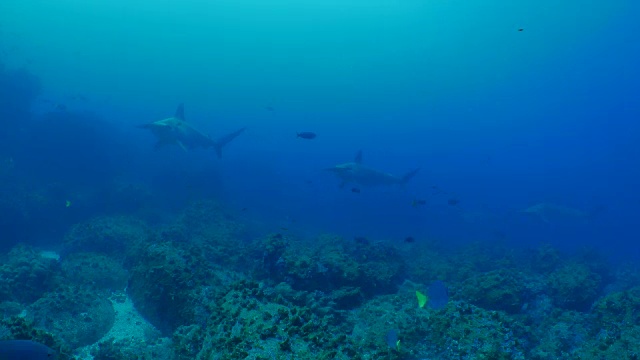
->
[177,140,188,152]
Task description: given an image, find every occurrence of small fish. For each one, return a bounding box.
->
[427,280,449,310]
[412,199,426,207]
[280,227,289,231]
[447,198,460,206]
[351,187,361,193]
[296,132,317,140]
[265,105,275,112]
[518,28,524,32]
[384,329,400,351]
[65,200,71,208]
[404,236,415,243]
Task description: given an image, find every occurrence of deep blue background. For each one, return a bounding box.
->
[0,0,638,260]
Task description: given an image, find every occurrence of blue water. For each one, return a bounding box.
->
[1,0,639,260]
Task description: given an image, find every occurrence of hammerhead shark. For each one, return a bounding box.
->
[139,104,245,158]
[520,202,604,224]
[327,150,419,188]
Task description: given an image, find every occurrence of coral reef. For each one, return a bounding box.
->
[578,287,640,358]
[255,233,404,309]
[0,317,72,360]
[459,269,531,314]
[62,215,151,259]
[1,198,638,359]
[0,245,60,303]
[61,252,129,291]
[27,284,115,348]
[548,261,602,311]
[183,279,357,360]
[126,240,220,334]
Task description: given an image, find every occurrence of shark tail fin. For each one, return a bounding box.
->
[175,103,185,120]
[401,168,420,184]
[213,127,246,159]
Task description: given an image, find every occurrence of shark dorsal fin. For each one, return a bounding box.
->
[175,103,185,121]
[354,150,363,164]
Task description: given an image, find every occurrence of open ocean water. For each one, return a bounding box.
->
[0,0,639,359]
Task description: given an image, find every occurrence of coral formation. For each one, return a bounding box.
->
[460,269,530,314]
[0,197,636,359]
[27,284,115,348]
[0,245,59,303]
[548,261,602,311]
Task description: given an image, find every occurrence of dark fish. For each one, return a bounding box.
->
[447,198,460,206]
[265,105,275,112]
[427,280,449,310]
[351,187,361,193]
[404,236,415,243]
[0,340,57,360]
[412,199,426,207]
[518,28,524,32]
[296,132,317,139]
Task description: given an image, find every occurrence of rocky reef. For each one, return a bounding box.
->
[1,198,639,359]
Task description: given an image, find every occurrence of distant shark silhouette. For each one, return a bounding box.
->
[520,202,604,224]
[327,150,419,187]
[139,104,245,158]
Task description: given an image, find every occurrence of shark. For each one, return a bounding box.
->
[327,150,419,187]
[139,104,246,158]
[520,202,604,224]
